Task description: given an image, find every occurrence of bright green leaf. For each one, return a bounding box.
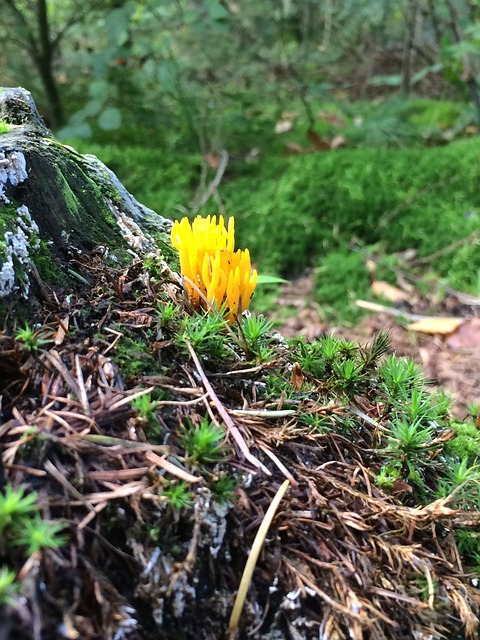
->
[256,275,289,285]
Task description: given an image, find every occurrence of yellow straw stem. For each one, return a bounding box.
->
[228,479,290,636]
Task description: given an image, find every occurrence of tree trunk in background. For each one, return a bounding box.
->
[445,0,480,127]
[401,0,418,97]
[36,0,64,128]
[4,0,65,128]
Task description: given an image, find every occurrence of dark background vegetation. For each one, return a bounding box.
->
[2,0,480,320]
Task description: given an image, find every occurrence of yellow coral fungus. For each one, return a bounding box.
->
[171,215,258,322]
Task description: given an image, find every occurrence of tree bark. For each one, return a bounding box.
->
[401,0,419,97]
[445,0,480,127]
[0,87,171,310]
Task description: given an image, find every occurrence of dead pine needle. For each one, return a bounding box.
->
[228,479,290,638]
[184,339,271,475]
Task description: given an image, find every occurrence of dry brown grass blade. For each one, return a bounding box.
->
[74,354,90,414]
[108,386,155,411]
[154,392,210,406]
[78,434,168,452]
[42,349,81,398]
[44,460,96,512]
[185,339,271,476]
[442,577,480,639]
[88,468,150,481]
[40,407,96,428]
[4,463,47,477]
[41,409,84,432]
[85,480,147,505]
[257,443,298,488]
[283,557,379,623]
[144,450,202,483]
[77,502,108,530]
[228,480,290,638]
[103,326,124,354]
[53,315,69,345]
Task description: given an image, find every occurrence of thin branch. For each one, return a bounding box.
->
[409,231,480,267]
[3,0,39,57]
[51,2,100,51]
[192,150,229,212]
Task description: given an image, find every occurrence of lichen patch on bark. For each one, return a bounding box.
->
[0,204,39,297]
[0,150,28,203]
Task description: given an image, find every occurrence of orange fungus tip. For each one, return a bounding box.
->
[171,215,257,322]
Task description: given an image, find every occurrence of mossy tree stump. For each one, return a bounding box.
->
[0,87,171,314]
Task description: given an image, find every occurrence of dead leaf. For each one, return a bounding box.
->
[391,479,413,495]
[330,134,346,149]
[115,310,153,327]
[445,318,480,349]
[396,248,418,262]
[290,362,304,389]
[145,451,202,483]
[284,141,308,155]
[337,512,373,531]
[371,280,406,303]
[225,1,240,13]
[365,259,377,275]
[332,88,348,100]
[306,128,331,150]
[204,153,219,169]
[245,147,260,162]
[281,110,298,120]
[54,316,69,345]
[316,111,346,127]
[275,120,293,134]
[408,317,464,335]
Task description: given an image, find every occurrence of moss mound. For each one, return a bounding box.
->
[224,138,480,281]
[73,136,480,301]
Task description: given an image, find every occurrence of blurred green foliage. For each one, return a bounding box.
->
[2,0,480,321]
[68,115,480,312]
[3,0,480,138]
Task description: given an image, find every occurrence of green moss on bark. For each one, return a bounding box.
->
[33,240,67,286]
[0,120,11,135]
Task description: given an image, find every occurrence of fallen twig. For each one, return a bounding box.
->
[184,339,271,475]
